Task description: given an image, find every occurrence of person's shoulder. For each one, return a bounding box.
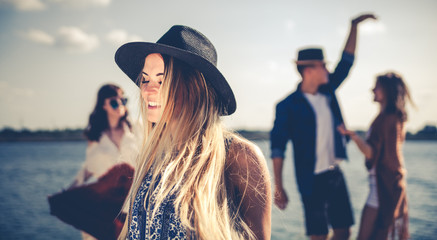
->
[228,134,263,156]
[372,113,400,132]
[276,90,301,107]
[226,134,267,173]
[85,140,100,158]
[225,133,271,198]
[379,112,400,124]
[87,140,98,147]
[125,120,144,140]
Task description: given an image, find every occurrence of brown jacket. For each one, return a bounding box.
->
[366,113,409,239]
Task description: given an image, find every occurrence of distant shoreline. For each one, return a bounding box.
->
[0,127,436,142]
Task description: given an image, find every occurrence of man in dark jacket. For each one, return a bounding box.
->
[270,14,376,240]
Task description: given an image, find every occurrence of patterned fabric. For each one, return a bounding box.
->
[128,137,233,240]
[128,171,187,240]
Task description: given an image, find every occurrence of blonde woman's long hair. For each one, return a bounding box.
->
[118,56,254,240]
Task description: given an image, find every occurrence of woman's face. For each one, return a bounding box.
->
[141,53,165,123]
[372,82,385,104]
[103,89,127,120]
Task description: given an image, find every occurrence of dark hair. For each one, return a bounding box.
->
[84,84,131,141]
[376,72,413,122]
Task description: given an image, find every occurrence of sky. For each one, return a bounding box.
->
[0,0,436,132]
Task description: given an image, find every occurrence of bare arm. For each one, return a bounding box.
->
[343,14,377,55]
[272,157,288,210]
[327,14,377,90]
[227,137,272,240]
[337,125,373,159]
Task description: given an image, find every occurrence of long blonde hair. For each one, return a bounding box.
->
[118,56,254,239]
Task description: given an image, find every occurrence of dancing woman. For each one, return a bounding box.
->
[338,72,412,240]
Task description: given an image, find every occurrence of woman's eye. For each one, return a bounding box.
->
[159,81,162,85]
[141,80,149,84]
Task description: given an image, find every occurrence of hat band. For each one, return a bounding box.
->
[295,59,326,65]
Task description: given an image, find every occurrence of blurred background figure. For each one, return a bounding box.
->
[70,83,136,189]
[338,72,413,240]
[270,14,376,240]
[49,84,140,240]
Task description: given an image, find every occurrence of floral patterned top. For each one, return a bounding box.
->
[127,171,187,240]
[127,138,233,240]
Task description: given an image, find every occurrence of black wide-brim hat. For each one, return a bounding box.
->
[115,25,236,116]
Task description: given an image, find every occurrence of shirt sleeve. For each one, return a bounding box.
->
[72,162,88,186]
[270,102,290,159]
[72,142,97,185]
[119,121,142,168]
[328,51,355,90]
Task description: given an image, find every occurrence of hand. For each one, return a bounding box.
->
[274,186,289,210]
[337,124,356,137]
[352,14,377,25]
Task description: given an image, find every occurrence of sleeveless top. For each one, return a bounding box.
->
[127,138,233,240]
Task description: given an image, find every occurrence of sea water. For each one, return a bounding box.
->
[0,140,436,239]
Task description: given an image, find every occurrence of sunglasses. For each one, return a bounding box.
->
[109,97,128,110]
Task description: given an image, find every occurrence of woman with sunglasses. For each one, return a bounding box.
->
[338,72,412,240]
[115,26,271,240]
[69,83,140,240]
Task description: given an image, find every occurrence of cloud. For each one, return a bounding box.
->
[48,0,111,8]
[360,21,386,35]
[268,60,279,72]
[1,0,45,11]
[22,27,99,53]
[24,29,55,45]
[285,19,295,32]
[0,81,35,103]
[106,29,143,45]
[1,0,111,11]
[56,27,99,53]
[337,21,386,36]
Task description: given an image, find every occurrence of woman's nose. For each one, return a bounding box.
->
[144,81,160,93]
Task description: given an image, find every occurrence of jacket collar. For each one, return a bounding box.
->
[295,81,330,99]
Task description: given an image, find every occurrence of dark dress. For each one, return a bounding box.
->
[366,113,409,240]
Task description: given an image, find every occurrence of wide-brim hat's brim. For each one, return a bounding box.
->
[295,60,327,65]
[115,42,236,116]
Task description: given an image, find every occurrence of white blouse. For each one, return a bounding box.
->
[74,123,141,185]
